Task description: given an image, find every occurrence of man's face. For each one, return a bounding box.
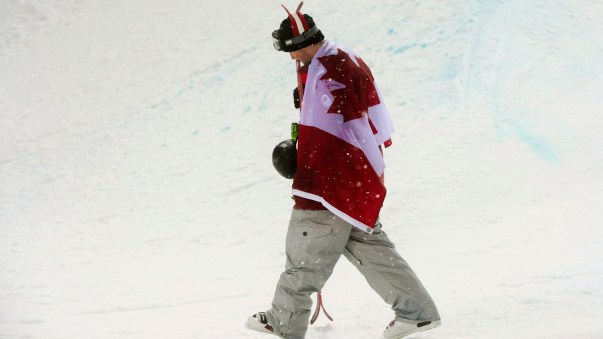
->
[290,48,312,65]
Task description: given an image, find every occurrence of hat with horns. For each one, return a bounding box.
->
[272,2,324,52]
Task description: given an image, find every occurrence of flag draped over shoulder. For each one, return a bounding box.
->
[292,40,395,233]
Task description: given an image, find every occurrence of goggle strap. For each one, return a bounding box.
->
[283,25,319,47]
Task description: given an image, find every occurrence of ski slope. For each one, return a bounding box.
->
[1,0,602,338]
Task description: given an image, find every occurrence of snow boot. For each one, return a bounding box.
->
[245,312,279,337]
[382,319,441,338]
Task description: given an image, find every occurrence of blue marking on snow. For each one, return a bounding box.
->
[150,79,198,114]
[495,117,560,162]
[221,126,231,133]
[391,42,419,54]
[161,99,173,112]
[443,58,461,79]
[387,28,397,36]
[513,124,559,162]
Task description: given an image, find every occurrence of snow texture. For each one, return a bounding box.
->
[1,0,602,338]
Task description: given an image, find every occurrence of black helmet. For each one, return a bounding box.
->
[272,139,297,179]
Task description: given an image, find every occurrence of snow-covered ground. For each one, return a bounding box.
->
[1,1,602,338]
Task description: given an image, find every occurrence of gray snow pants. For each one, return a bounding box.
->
[266,209,440,339]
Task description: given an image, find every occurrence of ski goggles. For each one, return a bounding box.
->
[272,25,320,51]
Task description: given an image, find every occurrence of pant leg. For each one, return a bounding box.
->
[267,209,352,339]
[343,221,440,322]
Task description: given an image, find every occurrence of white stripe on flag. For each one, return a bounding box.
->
[291,189,375,234]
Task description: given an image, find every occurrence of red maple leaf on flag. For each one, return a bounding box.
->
[317,49,380,122]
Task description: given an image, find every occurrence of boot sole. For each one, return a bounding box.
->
[381,319,441,339]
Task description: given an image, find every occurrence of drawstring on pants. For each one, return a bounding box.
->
[310,291,333,324]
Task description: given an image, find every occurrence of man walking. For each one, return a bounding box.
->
[246,3,441,338]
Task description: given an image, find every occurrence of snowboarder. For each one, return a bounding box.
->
[246,3,441,338]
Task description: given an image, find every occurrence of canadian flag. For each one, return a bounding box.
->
[292,40,395,233]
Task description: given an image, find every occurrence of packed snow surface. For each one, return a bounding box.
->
[1,1,602,338]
